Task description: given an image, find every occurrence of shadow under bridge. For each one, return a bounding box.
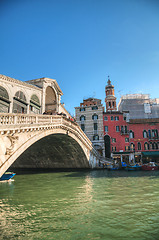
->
[10,133,90,170]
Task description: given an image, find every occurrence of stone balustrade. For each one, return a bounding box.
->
[0,113,92,148]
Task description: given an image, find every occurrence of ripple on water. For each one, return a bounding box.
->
[0,170,159,240]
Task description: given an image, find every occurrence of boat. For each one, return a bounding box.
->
[125,163,142,171]
[141,162,158,171]
[0,172,16,181]
[106,163,120,170]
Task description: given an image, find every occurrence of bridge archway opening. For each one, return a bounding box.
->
[45,86,57,114]
[10,133,89,171]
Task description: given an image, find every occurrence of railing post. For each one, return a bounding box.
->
[14,115,17,125]
[36,115,38,124]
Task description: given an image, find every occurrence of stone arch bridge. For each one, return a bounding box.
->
[0,113,100,177]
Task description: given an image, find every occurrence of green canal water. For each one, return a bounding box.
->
[0,170,159,240]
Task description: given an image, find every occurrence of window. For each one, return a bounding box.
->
[112,146,116,152]
[143,130,148,138]
[111,116,114,121]
[112,138,116,143]
[94,123,98,130]
[92,106,98,110]
[105,126,108,132]
[115,116,119,121]
[92,114,98,120]
[81,124,85,131]
[93,135,99,140]
[138,142,141,150]
[123,116,126,121]
[116,126,120,132]
[125,137,129,142]
[125,146,130,151]
[104,116,108,121]
[130,143,135,151]
[80,108,85,112]
[156,129,158,138]
[150,142,155,150]
[152,130,155,138]
[144,142,149,150]
[129,130,134,139]
[80,115,85,121]
[148,129,151,139]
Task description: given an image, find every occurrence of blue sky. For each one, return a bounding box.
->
[1,0,159,115]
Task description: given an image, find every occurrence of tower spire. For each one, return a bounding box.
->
[105,77,117,112]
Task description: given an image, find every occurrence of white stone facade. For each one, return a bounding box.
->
[0,74,66,116]
[75,98,105,156]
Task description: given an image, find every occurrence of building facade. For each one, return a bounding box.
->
[103,78,159,163]
[0,74,71,117]
[75,98,104,156]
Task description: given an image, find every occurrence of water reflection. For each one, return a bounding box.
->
[0,170,159,239]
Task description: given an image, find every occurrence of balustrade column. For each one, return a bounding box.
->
[14,115,17,124]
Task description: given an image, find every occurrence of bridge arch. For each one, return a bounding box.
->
[1,126,90,175]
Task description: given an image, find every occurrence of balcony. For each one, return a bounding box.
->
[121,130,129,135]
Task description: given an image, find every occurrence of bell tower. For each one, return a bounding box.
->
[105,76,117,111]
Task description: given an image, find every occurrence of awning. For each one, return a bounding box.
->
[142,151,159,157]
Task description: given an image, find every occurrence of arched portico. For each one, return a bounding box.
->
[45,86,57,114]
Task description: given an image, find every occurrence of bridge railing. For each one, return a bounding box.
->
[0,113,93,147]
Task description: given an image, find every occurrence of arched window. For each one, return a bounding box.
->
[148,129,151,139]
[155,129,158,139]
[30,94,40,114]
[138,142,141,151]
[144,142,149,150]
[80,115,86,121]
[81,124,85,131]
[143,130,148,138]
[45,86,56,113]
[154,142,157,150]
[130,143,135,151]
[0,86,10,113]
[129,130,134,139]
[93,134,99,140]
[92,114,98,120]
[13,91,27,113]
[152,130,155,138]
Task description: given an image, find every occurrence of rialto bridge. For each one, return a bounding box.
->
[0,75,100,177]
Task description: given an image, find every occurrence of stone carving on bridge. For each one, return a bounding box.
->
[5,135,19,155]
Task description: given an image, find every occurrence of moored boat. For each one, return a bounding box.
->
[0,172,16,181]
[141,162,158,171]
[125,164,141,171]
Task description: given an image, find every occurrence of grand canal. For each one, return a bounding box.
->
[0,170,159,240]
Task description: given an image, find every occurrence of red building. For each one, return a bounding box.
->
[103,78,159,164]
